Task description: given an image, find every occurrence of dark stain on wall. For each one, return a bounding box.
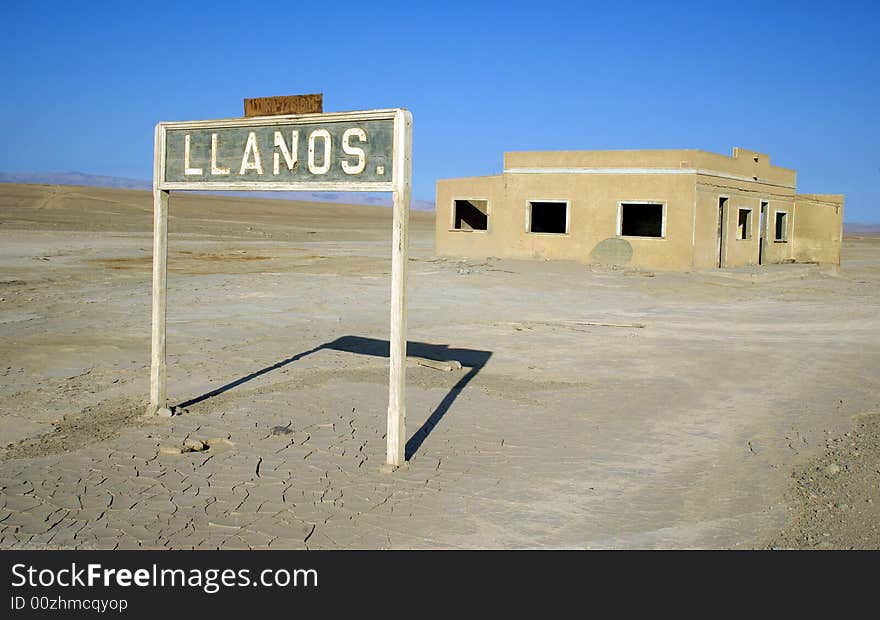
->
[590,238,633,264]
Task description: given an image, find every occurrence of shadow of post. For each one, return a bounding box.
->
[323,336,492,460]
[176,344,326,409]
[175,335,492,461]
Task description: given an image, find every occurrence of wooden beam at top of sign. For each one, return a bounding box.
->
[244,94,323,117]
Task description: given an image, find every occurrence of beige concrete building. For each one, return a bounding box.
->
[435,147,843,270]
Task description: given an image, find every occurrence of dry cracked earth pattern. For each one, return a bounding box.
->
[1,183,879,549]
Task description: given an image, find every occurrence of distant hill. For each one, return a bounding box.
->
[844,222,880,235]
[0,171,151,191]
[0,171,436,211]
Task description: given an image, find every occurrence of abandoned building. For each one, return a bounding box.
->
[435,147,843,270]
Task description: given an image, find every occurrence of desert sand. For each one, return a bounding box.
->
[0,183,877,549]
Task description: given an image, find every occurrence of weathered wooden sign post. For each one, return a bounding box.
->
[146,105,413,467]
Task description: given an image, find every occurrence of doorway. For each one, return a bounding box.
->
[717,197,728,268]
[758,200,769,265]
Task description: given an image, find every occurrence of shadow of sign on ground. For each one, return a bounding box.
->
[176,335,492,461]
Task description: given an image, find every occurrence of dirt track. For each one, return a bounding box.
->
[1,183,878,549]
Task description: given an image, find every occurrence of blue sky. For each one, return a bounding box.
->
[1,1,878,221]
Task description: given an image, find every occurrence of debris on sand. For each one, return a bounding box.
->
[823,463,841,477]
[767,413,880,550]
[183,439,207,452]
[408,357,462,372]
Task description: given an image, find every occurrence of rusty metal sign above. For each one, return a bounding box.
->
[155,109,401,192]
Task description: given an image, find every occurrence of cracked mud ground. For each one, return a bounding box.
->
[1,184,879,549]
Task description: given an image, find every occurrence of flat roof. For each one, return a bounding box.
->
[501,147,796,188]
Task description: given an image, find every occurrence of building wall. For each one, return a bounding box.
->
[693,185,721,269]
[693,176,797,268]
[435,148,839,271]
[437,172,697,270]
[792,194,844,264]
[435,175,505,259]
[762,199,796,265]
[504,172,696,270]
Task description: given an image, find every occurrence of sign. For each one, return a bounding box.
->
[148,108,412,467]
[156,109,400,191]
[244,93,323,117]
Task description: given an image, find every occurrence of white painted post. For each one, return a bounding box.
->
[147,188,171,416]
[147,124,172,417]
[386,109,412,467]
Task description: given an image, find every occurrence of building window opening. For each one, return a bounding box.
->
[453,199,488,231]
[619,202,664,237]
[528,201,568,234]
[774,211,788,241]
[737,208,752,240]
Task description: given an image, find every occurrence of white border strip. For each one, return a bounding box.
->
[160,181,394,192]
[504,167,795,189]
[158,108,399,130]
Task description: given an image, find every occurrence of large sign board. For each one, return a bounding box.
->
[148,109,412,467]
[156,109,400,191]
